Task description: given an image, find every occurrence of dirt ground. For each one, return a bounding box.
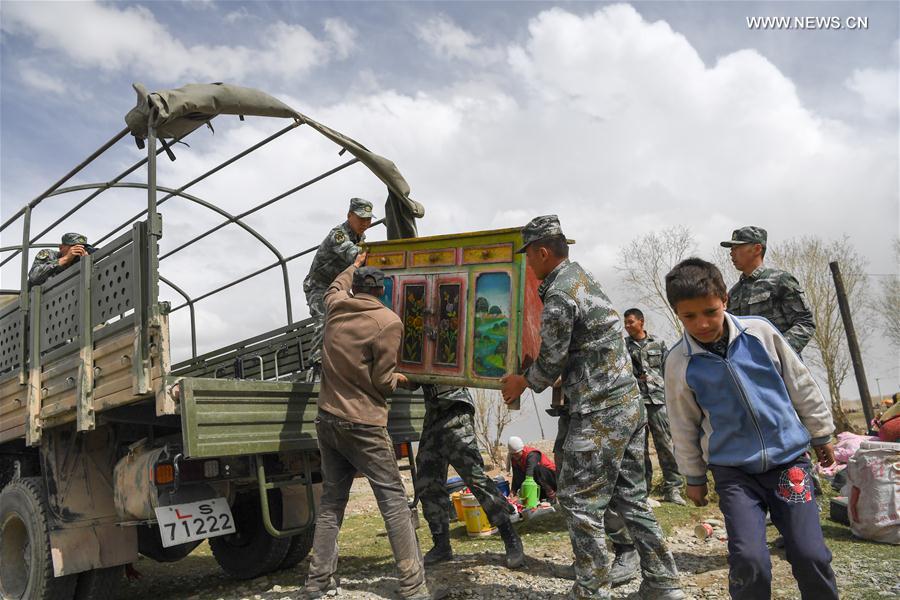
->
[115,446,900,600]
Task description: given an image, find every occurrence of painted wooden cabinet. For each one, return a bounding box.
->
[366,228,543,390]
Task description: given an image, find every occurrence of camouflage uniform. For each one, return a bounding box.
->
[303,199,373,372]
[625,334,683,494]
[727,267,815,355]
[415,385,512,536]
[519,215,679,599]
[28,232,90,287]
[721,226,815,355]
[553,406,633,550]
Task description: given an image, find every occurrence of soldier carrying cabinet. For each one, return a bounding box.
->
[303,198,375,376]
[412,385,525,569]
[500,215,683,600]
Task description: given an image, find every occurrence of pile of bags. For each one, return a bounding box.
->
[842,440,900,544]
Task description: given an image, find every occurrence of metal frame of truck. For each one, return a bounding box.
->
[0,83,425,600]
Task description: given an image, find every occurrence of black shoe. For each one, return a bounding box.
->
[637,583,686,600]
[423,531,453,566]
[497,521,525,569]
[609,545,639,587]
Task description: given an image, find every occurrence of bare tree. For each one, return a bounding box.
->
[768,236,870,433]
[712,246,739,291]
[875,240,900,348]
[618,226,696,336]
[472,388,521,468]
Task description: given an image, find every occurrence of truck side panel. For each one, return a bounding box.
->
[179,378,426,459]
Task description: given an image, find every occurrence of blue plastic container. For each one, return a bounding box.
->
[493,475,510,497]
[445,476,466,494]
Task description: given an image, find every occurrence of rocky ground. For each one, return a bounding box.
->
[119,451,899,600]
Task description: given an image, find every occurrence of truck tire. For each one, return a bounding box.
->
[73,566,123,600]
[137,525,202,562]
[209,493,291,580]
[0,477,78,600]
[278,525,316,569]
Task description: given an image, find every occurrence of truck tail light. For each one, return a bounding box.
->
[155,464,174,485]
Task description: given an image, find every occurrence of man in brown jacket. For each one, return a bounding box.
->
[303,252,430,600]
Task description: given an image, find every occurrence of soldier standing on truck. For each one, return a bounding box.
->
[413,385,525,568]
[623,308,685,505]
[303,253,431,600]
[721,226,816,355]
[28,232,94,286]
[302,198,374,378]
[500,215,683,600]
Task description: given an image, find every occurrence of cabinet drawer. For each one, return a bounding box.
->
[410,249,457,267]
[369,252,406,269]
[462,243,513,265]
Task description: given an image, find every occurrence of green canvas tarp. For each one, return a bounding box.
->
[125,82,422,238]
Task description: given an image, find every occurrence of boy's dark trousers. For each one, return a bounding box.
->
[710,458,838,600]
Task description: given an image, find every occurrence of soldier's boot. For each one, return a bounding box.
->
[637,582,687,600]
[423,530,453,566]
[497,522,525,569]
[609,544,640,587]
[662,488,687,506]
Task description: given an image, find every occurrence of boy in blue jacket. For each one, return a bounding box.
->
[662,258,838,600]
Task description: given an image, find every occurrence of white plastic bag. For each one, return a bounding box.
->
[845,440,900,544]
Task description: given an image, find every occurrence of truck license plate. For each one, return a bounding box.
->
[154,498,236,547]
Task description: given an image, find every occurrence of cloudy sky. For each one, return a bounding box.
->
[1,1,897,439]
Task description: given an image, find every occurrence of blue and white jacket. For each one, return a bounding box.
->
[664,313,834,484]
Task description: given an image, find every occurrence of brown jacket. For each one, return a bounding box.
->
[318,264,403,426]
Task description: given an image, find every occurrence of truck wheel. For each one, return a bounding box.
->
[278,526,316,569]
[73,566,123,600]
[0,478,78,600]
[137,525,202,562]
[209,493,291,580]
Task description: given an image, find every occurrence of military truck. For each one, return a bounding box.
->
[0,83,426,600]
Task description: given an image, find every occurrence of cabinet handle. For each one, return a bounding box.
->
[481,250,491,258]
[379,256,388,264]
[429,253,440,263]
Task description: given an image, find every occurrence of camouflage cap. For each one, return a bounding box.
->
[352,266,385,289]
[61,232,88,246]
[349,197,375,219]
[515,215,575,254]
[720,226,767,248]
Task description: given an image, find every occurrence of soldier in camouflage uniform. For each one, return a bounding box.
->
[413,385,524,568]
[552,405,640,588]
[28,232,93,287]
[303,198,374,376]
[721,226,815,355]
[623,308,685,505]
[502,216,683,600]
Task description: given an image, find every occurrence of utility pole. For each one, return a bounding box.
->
[830,261,875,433]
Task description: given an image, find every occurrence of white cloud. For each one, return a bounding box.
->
[223,7,253,25]
[845,66,899,120]
[416,15,503,65]
[2,3,895,385]
[1,1,348,82]
[324,18,357,60]
[18,64,66,95]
